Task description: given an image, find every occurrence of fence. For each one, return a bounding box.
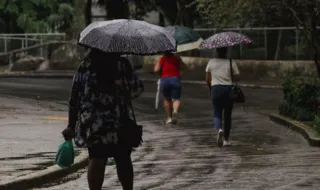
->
[192,27,320,60]
[1,28,320,61]
[0,33,66,55]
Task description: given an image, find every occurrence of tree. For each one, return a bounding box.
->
[97,0,129,19]
[196,0,320,65]
[85,0,92,26]
[0,0,75,33]
[95,0,200,27]
[148,0,199,27]
[282,0,320,76]
[196,0,293,28]
[197,0,292,59]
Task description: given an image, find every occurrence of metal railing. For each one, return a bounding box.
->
[192,27,320,60]
[0,33,66,54]
[1,28,319,61]
[0,41,72,71]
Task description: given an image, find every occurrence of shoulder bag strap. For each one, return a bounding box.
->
[120,61,137,123]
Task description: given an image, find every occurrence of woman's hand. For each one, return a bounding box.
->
[62,127,75,141]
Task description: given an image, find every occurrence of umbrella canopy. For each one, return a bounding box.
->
[198,31,252,49]
[78,19,177,55]
[166,26,203,52]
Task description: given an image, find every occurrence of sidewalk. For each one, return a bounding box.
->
[0,96,74,184]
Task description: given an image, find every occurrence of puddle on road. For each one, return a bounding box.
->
[0,152,55,161]
[15,161,56,172]
[238,133,280,146]
[33,169,86,189]
[0,150,81,161]
[0,150,81,174]
[0,106,17,111]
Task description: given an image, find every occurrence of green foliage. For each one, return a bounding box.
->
[196,0,320,28]
[196,0,294,28]
[282,77,320,108]
[312,115,320,134]
[0,0,75,33]
[280,77,320,121]
[279,101,316,121]
[97,0,200,27]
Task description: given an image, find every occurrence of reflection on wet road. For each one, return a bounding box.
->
[0,78,318,189]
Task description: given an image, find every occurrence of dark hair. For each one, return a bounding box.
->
[87,48,121,93]
[216,47,228,58]
[164,51,174,56]
[86,49,121,69]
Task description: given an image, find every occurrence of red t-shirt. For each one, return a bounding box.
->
[159,55,181,78]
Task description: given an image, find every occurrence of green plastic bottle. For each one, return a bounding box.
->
[55,140,75,168]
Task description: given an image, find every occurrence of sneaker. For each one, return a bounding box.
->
[172,112,179,124]
[217,129,224,147]
[165,118,172,124]
[223,140,231,147]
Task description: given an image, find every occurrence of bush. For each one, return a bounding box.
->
[279,101,315,121]
[11,56,45,71]
[282,77,320,109]
[280,77,320,121]
[312,115,320,134]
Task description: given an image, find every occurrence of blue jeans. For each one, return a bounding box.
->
[160,76,181,100]
[211,85,233,141]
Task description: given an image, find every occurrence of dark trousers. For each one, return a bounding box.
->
[211,85,234,141]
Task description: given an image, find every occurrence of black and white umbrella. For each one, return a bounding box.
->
[78,19,177,55]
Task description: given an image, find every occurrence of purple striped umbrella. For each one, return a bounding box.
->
[198,31,252,49]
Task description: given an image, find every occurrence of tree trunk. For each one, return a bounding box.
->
[106,0,129,20]
[159,13,165,26]
[310,2,320,77]
[85,0,92,26]
[156,6,174,25]
[175,0,182,25]
[175,0,193,27]
[274,30,283,60]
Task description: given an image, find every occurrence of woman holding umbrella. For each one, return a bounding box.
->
[62,19,176,190]
[64,49,143,190]
[200,31,252,147]
[153,25,201,124]
[205,47,240,147]
[154,51,186,124]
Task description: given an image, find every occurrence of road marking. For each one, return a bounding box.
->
[43,117,68,121]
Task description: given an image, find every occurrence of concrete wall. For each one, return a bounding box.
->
[140,56,317,81]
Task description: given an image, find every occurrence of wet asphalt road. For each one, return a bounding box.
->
[0,96,71,184]
[0,78,319,189]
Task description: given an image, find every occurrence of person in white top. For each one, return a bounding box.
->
[205,47,240,147]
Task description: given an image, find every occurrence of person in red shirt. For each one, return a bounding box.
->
[154,51,186,124]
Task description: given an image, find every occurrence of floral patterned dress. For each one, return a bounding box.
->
[68,57,144,148]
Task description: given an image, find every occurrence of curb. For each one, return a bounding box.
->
[0,72,282,89]
[141,78,282,89]
[269,113,320,147]
[0,149,88,190]
[0,72,74,79]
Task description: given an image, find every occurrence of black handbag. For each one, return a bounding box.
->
[119,62,143,148]
[229,59,245,103]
